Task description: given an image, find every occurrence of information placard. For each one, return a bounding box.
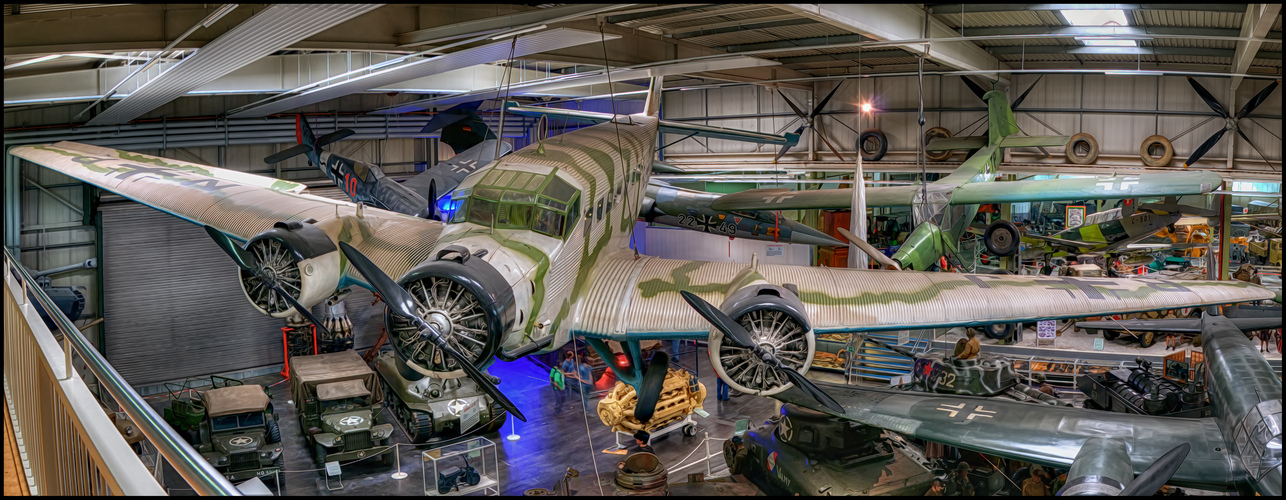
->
[766,244,785,257]
[734,419,749,436]
[1037,320,1057,339]
[897,330,910,346]
[1093,338,1105,351]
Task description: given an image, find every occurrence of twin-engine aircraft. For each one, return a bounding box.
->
[709,77,1224,271]
[12,78,1272,427]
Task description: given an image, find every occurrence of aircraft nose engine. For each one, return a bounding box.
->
[384,245,517,377]
[706,284,815,396]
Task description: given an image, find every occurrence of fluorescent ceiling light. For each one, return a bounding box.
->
[492,25,547,40]
[1061,9,1129,26]
[1079,38,1137,47]
[1103,70,1160,75]
[4,54,63,70]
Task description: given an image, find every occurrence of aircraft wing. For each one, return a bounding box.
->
[947,171,1222,205]
[11,141,444,286]
[1020,232,1102,249]
[770,384,1239,492]
[709,185,919,211]
[504,101,799,146]
[574,254,1274,340]
[997,135,1072,149]
[1076,317,1282,333]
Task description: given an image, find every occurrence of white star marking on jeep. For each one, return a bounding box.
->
[229,436,254,446]
[779,416,793,441]
[338,415,364,426]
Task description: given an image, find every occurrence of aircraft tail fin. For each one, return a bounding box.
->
[643,76,663,117]
[264,115,352,165]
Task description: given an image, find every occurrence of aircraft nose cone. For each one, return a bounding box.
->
[785,224,846,247]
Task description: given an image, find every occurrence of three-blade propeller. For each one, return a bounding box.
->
[204,226,333,337]
[678,291,845,414]
[336,241,527,422]
[836,226,902,270]
[1184,77,1279,167]
[1118,443,1191,496]
[775,84,847,161]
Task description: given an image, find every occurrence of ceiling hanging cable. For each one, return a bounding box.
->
[598,20,627,162]
[480,36,519,168]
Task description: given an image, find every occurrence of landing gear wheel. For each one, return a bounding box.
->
[683,424,697,437]
[1102,330,1120,341]
[1139,331,1157,348]
[709,309,814,396]
[984,220,1020,256]
[1191,335,1203,348]
[983,323,1015,340]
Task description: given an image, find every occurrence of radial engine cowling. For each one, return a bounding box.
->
[385,245,517,378]
[709,283,815,396]
[239,221,340,318]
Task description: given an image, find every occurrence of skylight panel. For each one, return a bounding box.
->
[1061,9,1129,26]
[1079,38,1138,47]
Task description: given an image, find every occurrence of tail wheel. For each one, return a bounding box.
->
[1139,331,1157,348]
[984,221,1021,257]
[388,276,499,377]
[709,309,814,396]
[240,238,303,315]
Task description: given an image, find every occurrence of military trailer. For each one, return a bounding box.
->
[372,350,506,444]
[197,384,284,484]
[289,351,395,468]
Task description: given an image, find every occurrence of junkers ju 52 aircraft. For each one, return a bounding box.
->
[12,78,1272,434]
[709,77,1225,271]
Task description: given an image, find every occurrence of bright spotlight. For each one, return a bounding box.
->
[860,102,873,113]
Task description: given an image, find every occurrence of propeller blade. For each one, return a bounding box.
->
[1235,128,1277,169]
[1186,77,1228,118]
[859,335,917,359]
[437,339,527,422]
[835,226,901,270]
[809,84,843,120]
[203,226,256,271]
[1235,80,1279,119]
[339,241,525,422]
[1183,128,1227,167]
[1010,74,1044,110]
[960,76,988,102]
[337,241,423,323]
[776,88,810,121]
[632,351,671,423]
[679,291,756,348]
[778,368,845,414]
[267,282,333,338]
[315,129,355,148]
[1118,443,1191,496]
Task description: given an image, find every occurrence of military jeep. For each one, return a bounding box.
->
[197,384,284,483]
[289,351,395,469]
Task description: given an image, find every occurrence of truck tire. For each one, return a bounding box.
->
[315,443,328,470]
[984,323,1015,340]
[267,418,281,444]
[1065,133,1099,164]
[924,127,954,161]
[1139,135,1174,167]
[858,129,888,161]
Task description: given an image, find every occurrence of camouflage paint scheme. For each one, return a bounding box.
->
[10,79,1273,443]
[708,89,1222,271]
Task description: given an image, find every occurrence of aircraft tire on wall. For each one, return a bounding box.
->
[924,127,954,161]
[857,129,888,161]
[983,220,1021,256]
[1139,135,1174,167]
[1065,132,1100,164]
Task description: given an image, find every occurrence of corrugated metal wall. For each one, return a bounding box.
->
[100,192,389,386]
[680,74,1282,166]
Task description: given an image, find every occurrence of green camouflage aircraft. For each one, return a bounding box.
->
[710,78,1223,271]
[13,78,1271,432]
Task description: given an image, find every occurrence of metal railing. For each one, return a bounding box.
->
[3,246,240,495]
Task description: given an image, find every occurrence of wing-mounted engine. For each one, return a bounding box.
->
[384,245,517,378]
[708,267,815,396]
[1059,437,1191,496]
[238,221,340,318]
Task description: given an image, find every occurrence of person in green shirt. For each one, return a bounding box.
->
[550,355,568,413]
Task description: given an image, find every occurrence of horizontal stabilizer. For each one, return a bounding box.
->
[926,136,986,151]
[315,129,354,148]
[1022,233,1101,248]
[264,144,313,164]
[947,170,1222,205]
[710,185,919,211]
[999,135,1071,149]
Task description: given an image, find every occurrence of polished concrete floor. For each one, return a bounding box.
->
[152,343,778,496]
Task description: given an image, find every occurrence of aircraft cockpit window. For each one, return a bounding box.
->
[1236,402,1283,480]
[533,207,565,237]
[454,168,581,238]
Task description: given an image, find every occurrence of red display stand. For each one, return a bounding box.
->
[280,325,318,377]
